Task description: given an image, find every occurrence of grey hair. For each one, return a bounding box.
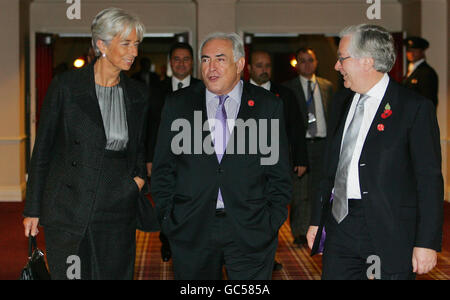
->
[199,32,245,62]
[91,7,145,56]
[340,24,396,73]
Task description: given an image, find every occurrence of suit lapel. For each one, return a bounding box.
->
[361,79,398,153]
[269,82,279,97]
[191,82,217,164]
[235,82,252,122]
[222,82,253,164]
[119,73,139,152]
[317,77,329,116]
[72,62,106,144]
[292,78,308,122]
[330,91,354,159]
[403,61,426,84]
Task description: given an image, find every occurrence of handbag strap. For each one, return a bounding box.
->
[28,235,37,258]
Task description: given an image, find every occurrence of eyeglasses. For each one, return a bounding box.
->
[337,55,351,64]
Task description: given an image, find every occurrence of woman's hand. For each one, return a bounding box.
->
[133,176,145,192]
[23,217,40,237]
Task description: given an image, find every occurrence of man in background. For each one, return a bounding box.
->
[148,42,200,263]
[284,48,334,246]
[160,42,201,94]
[403,36,438,107]
[248,50,307,271]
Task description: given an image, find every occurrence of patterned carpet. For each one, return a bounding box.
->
[134,218,450,280]
[1,202,448,280]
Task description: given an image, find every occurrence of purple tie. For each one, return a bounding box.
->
[214,95,230,161]
[214,95,229,209]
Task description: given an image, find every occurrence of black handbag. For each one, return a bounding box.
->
[19,235,51,280]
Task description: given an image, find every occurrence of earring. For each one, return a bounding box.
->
[102,53,106,58]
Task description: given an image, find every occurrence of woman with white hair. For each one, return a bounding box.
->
[22,7,155,279]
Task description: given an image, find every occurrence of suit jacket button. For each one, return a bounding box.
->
[72,161,77,167]
[218,167,224,174]
[75,140,80,145]
[66,183,73,188]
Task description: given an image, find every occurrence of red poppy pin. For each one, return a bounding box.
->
[381,103,392,119]
[377,124,385,131]
[275,93,280,98]
[248,100,255,107]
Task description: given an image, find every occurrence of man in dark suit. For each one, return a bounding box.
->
[403,36,439,107]
[151,32,292,279]
[248,50,307,271]
[160,42,201,94]
[307,24,443,280]
[284,48,334,245]
[147,42,201,262]
[148,42,201,175]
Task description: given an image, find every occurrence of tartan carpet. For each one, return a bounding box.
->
[134,219,450,280]
[0,202,447,280]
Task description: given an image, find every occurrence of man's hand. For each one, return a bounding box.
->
[306,226,319,250]
[23,217,39,237]
[412,247,437,274]
[294,166,307,177]
[133,176,145,192]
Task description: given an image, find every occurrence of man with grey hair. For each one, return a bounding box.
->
[151,32,291,279]
[307,24,443,280]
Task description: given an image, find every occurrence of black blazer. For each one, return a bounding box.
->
[403,61,439,107]
[311,78,444,273]
[151,81,292,255]
[23,62,157,234]
[270,82,307,167]
[147,76,202,162]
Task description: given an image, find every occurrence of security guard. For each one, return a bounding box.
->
[403,36,438,107]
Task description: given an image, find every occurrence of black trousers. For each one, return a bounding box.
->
[169,211,277,280]
[322,199,415,280]
[290,138,326,238]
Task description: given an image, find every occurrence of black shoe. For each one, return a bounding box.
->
[273,260,283,271]
[161,245,172,262]
[293,235,307,245]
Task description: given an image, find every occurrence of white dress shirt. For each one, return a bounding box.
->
[299,75,327,138]
[172,75,192,91]
[205,80,243,141]
[340,73,390,199]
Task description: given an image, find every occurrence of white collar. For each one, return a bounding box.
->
[206,80,243,106]
[299,74,317,85]
[362,73,390,101]
[249,79,271,91]
[172,75,191,89]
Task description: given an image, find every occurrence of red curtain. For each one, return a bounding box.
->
[388,32,404,83]
[35,34,53,128]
